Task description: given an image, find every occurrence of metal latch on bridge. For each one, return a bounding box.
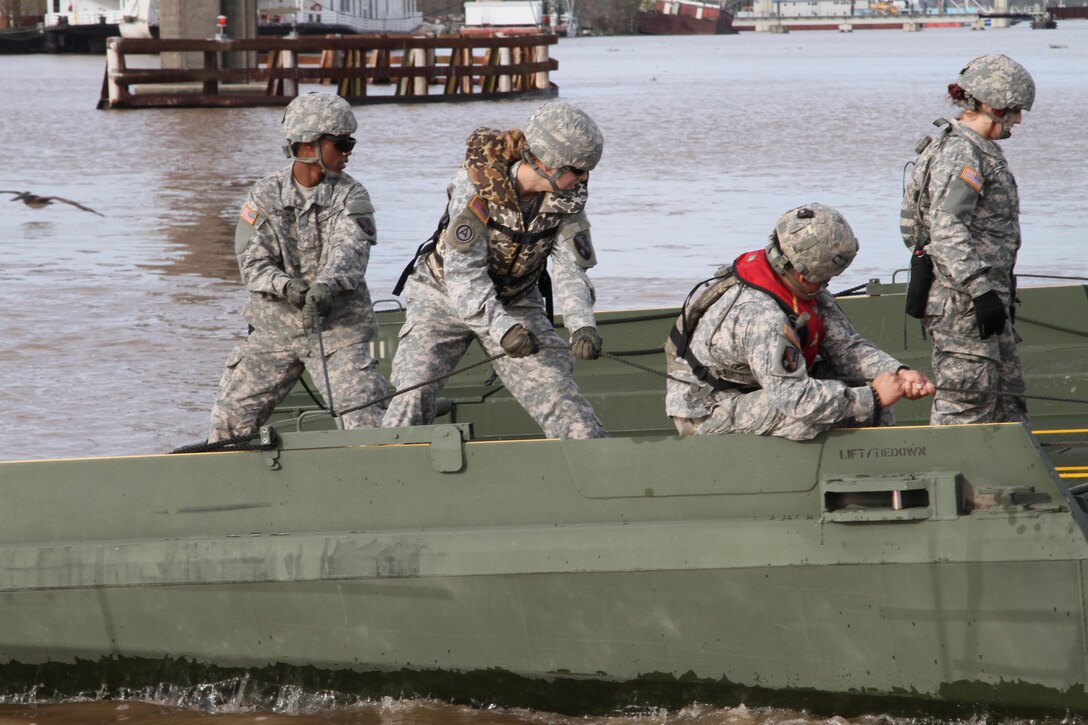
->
[258,423,472,473]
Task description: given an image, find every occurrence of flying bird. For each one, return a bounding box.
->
[1,190,104,217]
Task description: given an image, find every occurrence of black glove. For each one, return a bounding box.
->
[570,327,602,360]
[305,282,333,318]
[973,290,1006,340]
[500,324,539,358]
[285,278,309,308]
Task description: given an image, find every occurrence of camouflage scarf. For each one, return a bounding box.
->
[464,127,522,209]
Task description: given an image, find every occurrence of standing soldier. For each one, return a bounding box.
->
[665,204,934,440]
[207,93,388,442]
[901,54,1035,424]
[382,101,608,439]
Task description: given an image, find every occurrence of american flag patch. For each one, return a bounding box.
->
[240,202,258,225]
[468,195,490,224]
[959,166,984,192]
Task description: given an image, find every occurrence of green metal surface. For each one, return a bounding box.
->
[2,283,1088,715]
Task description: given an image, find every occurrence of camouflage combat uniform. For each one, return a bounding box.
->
[382,135,606,439]
[208,167,388,441]
[914,120,1027,424]
[666,254,905,441]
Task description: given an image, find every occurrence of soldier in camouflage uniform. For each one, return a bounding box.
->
[208,93,388,442]
[382,101,607,439]
[666,205,935,441]
[901,55,1035,425]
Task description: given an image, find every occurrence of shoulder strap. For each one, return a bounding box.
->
[666,267,743,392]
[903,119,953,252]
[486,217,562,246]
[392,208,450,296]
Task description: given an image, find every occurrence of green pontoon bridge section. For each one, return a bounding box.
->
[271,282,1088,437]
[2,420,1088,714]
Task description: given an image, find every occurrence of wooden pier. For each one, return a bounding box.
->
[98,34,558,110]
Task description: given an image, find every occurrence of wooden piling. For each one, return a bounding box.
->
[98,34,559,110]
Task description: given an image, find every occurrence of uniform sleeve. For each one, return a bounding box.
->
[818,294,903,381]
[925,137,993,298]
[551,217,596,333]
[236,196,293,297]
[440,176,520,344]
[315,185,374,295]
[711,298,875,426]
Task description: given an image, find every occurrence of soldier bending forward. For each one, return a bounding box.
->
[383,101,608,439]
[666,204,935,440]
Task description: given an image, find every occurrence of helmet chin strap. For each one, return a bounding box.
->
[970,100,1013,140]
[521,150,563,194]
[287,141,342,178]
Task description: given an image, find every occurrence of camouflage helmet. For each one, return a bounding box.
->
[957,54,1035,112]
[282,93,357,144]
[524,101,604,171]
[766,204,859,285]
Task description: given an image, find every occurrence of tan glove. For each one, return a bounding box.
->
[570,327,602,360]
[500,324,539,358]
[285,278,309,308]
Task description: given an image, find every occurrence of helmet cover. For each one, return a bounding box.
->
[957,54,1035,111]
[767,203,859,284]
[524,101,604,171]
[282,93,358,144]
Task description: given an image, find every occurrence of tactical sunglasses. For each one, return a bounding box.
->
[562,165,587,177]
[325,135,357,153]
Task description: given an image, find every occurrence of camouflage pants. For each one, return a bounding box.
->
[381,295,607,439]
[924,296,1028,425]
[926,336,1028,425]
[672,387,894,441]
[208,338,388,442]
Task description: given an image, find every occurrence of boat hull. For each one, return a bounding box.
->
[3,420,1088,714]
[636,9,737,33]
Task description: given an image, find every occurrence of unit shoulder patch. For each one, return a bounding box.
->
[447,206,487,253]
[773,323,804,376]
[561,228,596,269]
[356,214,376,238]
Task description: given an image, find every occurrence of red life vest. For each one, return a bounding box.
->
[733,249,824,368]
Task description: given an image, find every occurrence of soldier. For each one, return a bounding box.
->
[382,101,607,439]
[665,204,935,440]
[207,93,388,442]
[901,55,1034,425]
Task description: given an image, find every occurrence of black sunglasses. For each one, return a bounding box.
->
[562,165,587,177]
[325,135,357,153]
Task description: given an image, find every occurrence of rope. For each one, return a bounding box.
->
[596,311,678,326]
[833,283,869,297]
[1017,273,1088,282]
[299,376,328,410]
[311,302,341,428]
[1014,315,1088,339]
[337,351,506,417]
[337,342,1088,419]
[610,347,666,357]
[838,381,1088,407]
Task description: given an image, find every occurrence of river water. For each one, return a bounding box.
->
[2,21,1088,723]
